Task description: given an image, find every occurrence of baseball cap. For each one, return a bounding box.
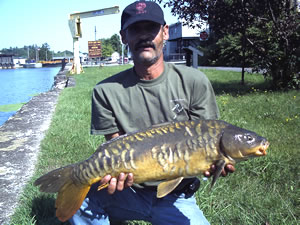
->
[121,1,166,30]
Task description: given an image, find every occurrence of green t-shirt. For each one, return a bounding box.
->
[91,62,219,135]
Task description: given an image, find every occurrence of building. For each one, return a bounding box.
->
[111,52,120,62]
[0,54,14,69]
[13,58,26,68]
[164,22,206,67]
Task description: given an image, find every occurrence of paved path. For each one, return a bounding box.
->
[0,66,72,225]
[198,66,253,72]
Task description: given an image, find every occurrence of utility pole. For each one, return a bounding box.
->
[68,6,119,74]
[35,48,40,62]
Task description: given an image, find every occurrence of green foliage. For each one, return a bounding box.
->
[0,44,73,61]
[9,67,299,225]
[1,45,37,60]
[100,39,115,58]
[110,34,122,54]
[38,43,51,61]
[215,34,244,66]
[245,2,300,89]
[0,33,124,61]
[158,0,300,89]
[210,0,300,89]
[100,34,124,58]
[53,50,73,58]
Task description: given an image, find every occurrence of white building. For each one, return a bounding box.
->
[13,58,26,68]
[111,52,120,62]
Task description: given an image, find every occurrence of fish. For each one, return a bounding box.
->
[34,119,269,222]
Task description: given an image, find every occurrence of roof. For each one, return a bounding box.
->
[0,54,15,57]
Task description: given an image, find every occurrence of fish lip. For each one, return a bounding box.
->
[256,141,269,156]
[258,148,267,155]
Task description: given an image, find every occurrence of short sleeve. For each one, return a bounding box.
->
[189,71,220,120]
[90,86,120,135]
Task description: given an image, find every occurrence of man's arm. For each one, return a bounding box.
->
[101,132,134,194]
[104,132,123,141]
[190,71,235,177]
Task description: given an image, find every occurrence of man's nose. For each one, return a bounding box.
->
[137,30,154,40]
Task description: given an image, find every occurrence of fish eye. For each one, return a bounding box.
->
[245,134,254,142]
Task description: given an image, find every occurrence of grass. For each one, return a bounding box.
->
[0,93,39,112]
[9,66,299,225]
[0,103,25,112]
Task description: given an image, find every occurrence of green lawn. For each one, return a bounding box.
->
[10,66,299,225]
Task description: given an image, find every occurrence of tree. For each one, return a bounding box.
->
[110,34,122,54]
[39,43,51,61]
[99,34,126,58]
[100,38,114,58]
[245,0,300,89]
[156,0,300,89]
[53,50,73,57]
[0,45,75,62]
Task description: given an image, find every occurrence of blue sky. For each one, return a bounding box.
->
[0,0,179,53]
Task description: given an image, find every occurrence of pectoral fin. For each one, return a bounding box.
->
[211,159,226,189]
[97,183,109,191]
[157,177,184,198]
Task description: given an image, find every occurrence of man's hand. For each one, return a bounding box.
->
[203,164,235,177]
[99,173,134,194]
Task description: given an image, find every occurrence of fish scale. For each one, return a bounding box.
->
[34,119,269,222]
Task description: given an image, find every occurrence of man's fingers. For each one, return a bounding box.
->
[203,171,211,177]
[107,177,117,194]
[125,173,134,187]
[203,164,235,177]
[221,164,235,176]
[100,175,111,185]
[225,164,235,173]
[116,173,126,191]
[100,173,135,194]
[203,164,216,177]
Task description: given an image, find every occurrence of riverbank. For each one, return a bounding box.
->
[0,67,61,126]
[0,64,73,225]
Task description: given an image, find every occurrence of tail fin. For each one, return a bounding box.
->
[34,165,91,222]
[55,178,90,222]
[34,165,74,193]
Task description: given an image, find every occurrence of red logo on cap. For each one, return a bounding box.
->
[136,2,147,14]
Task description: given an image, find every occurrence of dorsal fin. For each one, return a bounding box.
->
[151,121,173,128]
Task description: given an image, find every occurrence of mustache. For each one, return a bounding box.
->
[134,40,156,51]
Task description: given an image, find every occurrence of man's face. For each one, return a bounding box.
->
[121,21,169,65]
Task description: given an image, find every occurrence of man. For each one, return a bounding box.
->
[70,1,234,224]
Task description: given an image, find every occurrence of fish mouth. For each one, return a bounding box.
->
[255,141,269,156]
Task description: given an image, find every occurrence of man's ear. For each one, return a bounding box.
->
[120,30,127,44]
[163,25,169,41]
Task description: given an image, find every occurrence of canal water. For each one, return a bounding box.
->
[0,67,60,126]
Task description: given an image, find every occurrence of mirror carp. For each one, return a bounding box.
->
[34,119,269,222]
